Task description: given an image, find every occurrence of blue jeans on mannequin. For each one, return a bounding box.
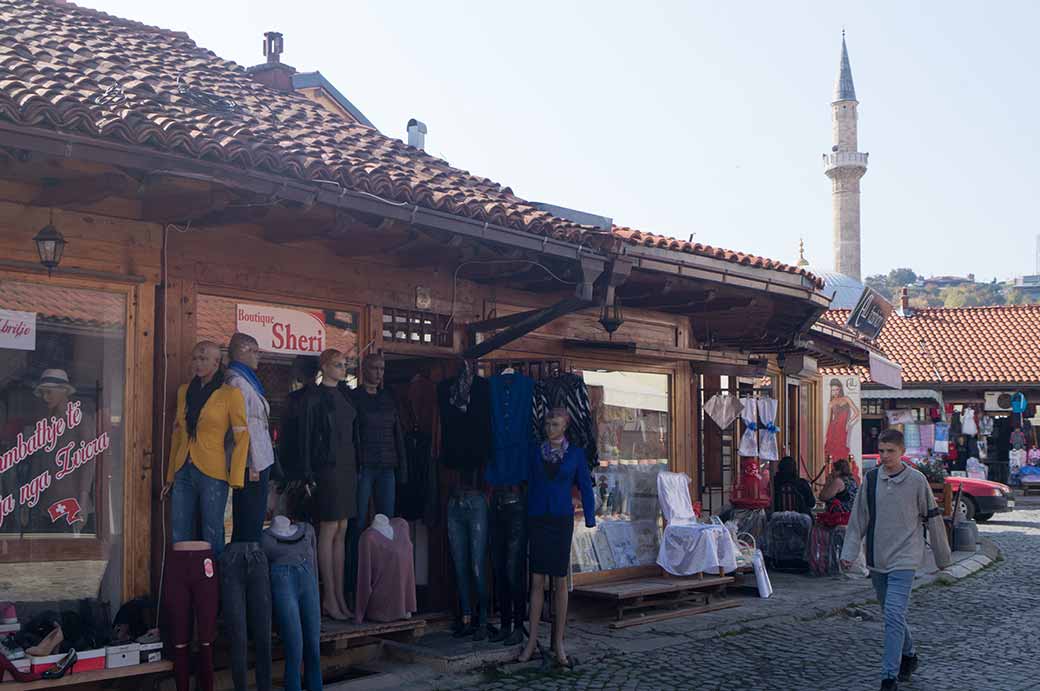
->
[447,492,489,625]
[870,569,916,680]
[346,466,396,598]
[271,562,323,691]
[171,462,229,556]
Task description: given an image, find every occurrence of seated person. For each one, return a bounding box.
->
[818,458,859,513]
[772,456,815,515]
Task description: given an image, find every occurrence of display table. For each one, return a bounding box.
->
[9,661,172,690]
[573,574,736,627]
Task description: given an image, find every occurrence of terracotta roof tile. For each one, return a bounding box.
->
[821,305,1040,385]
[0,0,819,288]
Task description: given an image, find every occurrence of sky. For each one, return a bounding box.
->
[81,0,1040,281]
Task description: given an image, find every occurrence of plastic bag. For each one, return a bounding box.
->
[751,549,773,598]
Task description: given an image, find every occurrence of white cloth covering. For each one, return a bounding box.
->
[961,407,978,436]
[738,397,759,457]
[655,472,738,576]
[704,394,743,431]
[757,397,779,461]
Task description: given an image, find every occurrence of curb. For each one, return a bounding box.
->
[934,537,1002,585]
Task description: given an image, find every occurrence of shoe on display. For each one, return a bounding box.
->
[26,623,63,657]
[0,603,16,625]
[42,649,77,680]
[898,654,918,682]
[136,629,161,645]
[880,679,898,691]
[0,636,24,661]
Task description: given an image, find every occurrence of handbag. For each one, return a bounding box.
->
[816,498,851,528]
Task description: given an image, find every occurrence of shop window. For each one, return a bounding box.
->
[382,307,451,347]
[0,278,127,613]
[569,369,670,574]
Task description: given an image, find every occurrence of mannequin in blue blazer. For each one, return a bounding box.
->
[517,410,595,668]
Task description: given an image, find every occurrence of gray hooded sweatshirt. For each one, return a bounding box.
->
[841,463,939,574]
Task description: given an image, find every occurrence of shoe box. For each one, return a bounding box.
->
[74,648,106,673]
[106,643,140,669]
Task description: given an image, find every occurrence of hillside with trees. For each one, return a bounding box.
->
[864,269,1037,308]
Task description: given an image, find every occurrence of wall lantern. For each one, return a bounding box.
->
[33,214,67,276]
[599,298,624,335]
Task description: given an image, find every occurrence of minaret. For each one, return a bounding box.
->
[823,32,868,282]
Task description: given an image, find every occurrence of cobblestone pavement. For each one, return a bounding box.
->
[453,505,1040,691]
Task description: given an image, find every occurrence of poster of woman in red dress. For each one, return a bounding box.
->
[824,378,860,469]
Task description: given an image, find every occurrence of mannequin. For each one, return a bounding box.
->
[518,409,595,668]
[163,341,249,691]
[221,333,273,691]
[355,516,416,623]
[300,349,357,621]
[348,353,406,599]
[163,340,249,554]
[262,516,322,691]
[371,513,393,540]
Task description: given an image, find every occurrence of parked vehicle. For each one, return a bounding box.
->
[860,454,1013,523]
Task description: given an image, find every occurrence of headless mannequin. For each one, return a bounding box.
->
[519,414,573,667]
[316,353,353,621]
[371,513,393,540]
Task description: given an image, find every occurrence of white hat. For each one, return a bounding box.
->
[34,369,76,398]
[269,515,300,539]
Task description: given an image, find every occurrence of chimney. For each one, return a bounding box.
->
[897,286,912,317]
[967,273,975,283]
[247,31,296,92]
[407,118,427,150]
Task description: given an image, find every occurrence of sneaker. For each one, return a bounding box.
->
[898,654,919,682]
[880,679,898,690]
[0,603,15,625]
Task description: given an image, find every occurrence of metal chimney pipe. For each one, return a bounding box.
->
[407,118,427,150]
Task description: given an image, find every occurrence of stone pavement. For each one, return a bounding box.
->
[332,502,1038,691]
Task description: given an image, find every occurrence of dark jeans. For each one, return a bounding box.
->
[163,548,219,691]
[271,562,323,691]
[490,490,527,629]
[171,462,229,556]
[447,492,489,622]
[219,543,272,691]
[231,467,271,543]
[347,466,396,597]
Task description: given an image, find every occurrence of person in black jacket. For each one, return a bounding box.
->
[773,456,816,515]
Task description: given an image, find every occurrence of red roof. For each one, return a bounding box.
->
[821,305,1040,385]
[0,0,820,289]
[0,280,125,328]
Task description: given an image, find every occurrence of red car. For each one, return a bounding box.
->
[860,455,1013,523]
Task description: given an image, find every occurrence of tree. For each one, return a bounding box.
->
[865,274,893,300]
[887,268,918,288]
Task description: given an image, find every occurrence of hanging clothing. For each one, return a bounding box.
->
[704,393,742,430]
[394,375,439,524]
[487,373,536,487]
[757,397,779,461]
[738,397,759,457]
[532,373,599,471]
[354,518,417,623]
[979,415,995,437]
[352,388,407,477]
[961,407,978,436]
[438,374,492,471]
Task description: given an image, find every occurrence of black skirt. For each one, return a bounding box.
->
[528,515,573,577]
[315,463,356,522]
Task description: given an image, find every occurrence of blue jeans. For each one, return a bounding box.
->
[871,570,916,680]
[271,562,323,691]
[171,462,229,556]
[347,466,397,597]
[447,492,489,622]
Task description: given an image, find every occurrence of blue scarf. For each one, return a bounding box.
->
[229,361,266,399]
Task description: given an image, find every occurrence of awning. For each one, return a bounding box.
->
[862,388,942,404]
[868,352,902,390]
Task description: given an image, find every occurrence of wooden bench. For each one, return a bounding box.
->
[573,574,737,628]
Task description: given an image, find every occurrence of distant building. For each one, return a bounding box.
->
[916,274,976,289]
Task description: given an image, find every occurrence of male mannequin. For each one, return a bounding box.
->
[163,341,249,691]
[221,333,273,691]
[301,349,358,620]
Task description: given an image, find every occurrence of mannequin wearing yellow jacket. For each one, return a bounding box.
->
[165,341,250,556]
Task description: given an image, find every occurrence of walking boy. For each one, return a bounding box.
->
[841,429,942,690]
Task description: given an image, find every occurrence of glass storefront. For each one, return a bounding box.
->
[570,369,670,574]
[0,278,126,608]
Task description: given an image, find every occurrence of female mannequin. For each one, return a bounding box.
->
[300,349,358,621]
[518,409,595,667]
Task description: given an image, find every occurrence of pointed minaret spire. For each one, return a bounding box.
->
[834,32,857,102]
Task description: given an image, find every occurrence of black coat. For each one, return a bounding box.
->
[287,383,359,482]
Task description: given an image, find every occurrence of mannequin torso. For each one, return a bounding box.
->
[372,513,394,540]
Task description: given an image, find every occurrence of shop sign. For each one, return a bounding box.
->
[0,308,36,351]
[846,288,892,341]
[236,303,327,356]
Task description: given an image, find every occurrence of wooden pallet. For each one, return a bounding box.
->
[573,573,736,626]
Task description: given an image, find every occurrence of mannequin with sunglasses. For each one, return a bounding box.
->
[299,349,358,621]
